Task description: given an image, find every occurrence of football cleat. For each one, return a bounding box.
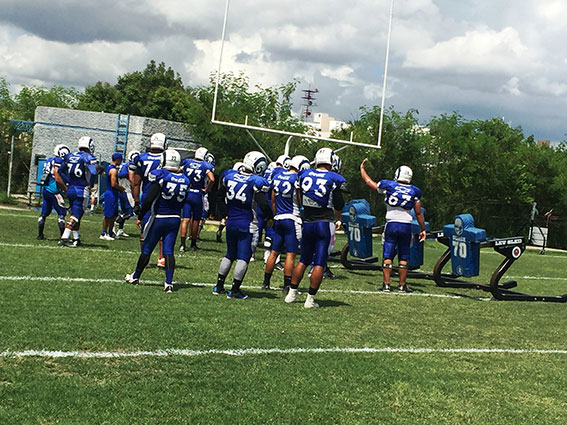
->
[157,257,165,268]
[179,245,185,252]
[381,283,391,292]
[398,284,413,293]
[125,273,139,285]
[58,239,77,248]
[212,286,227,295]
[227,291,248,299]
[261,283,271,291]
[164,283,173,293]
[36,234,46,240]
[116,229,129,238]
[284,288,299,303]
[304,295,319,309]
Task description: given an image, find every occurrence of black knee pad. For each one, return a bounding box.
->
[165,254,175,270]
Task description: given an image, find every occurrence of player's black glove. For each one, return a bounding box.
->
[133,202,140,216]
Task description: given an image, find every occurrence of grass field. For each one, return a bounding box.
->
[1,207,567,424]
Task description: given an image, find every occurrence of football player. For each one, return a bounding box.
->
[129,133,167,267]
[37,144,69,240]
[360,159,426,292]
[125,149,190,293]
[58,136,98,248]
[262,155,310,292]
[113,149,139,238]
[100,153,126,240]
[179,147,215,251]
[215,161,245,243]
[285,148,346,308]
[213,151,273,299]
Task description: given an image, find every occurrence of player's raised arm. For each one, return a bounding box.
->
[360,158,378,191]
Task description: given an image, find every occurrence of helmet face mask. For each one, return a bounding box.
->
[394,165,413,184]
[150,133,167,151]
[289,155,310,172]
[163,149,181,171]
[195,147,209,161]
[243,151,268,175]
[315,147,334,168]
[78,136,94,153]
[54,144,70,158]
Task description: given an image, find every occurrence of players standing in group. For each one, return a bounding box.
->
[360,160,426,292]
[285,148,346,308]
[262,155,310,292]
[125,149,190,293]
[37,144,70,240]
[179,147,215,251]
[213,151,273,299]
[58,136,98,248]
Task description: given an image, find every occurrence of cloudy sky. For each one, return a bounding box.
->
[0,0,566,141]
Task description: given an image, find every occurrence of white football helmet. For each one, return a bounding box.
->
[332,154,342,173]
[276,154,291,169]
[163,149,181,171]
[243,151,268,175]
[128,150,140,162]
[394,165,413,184]
[314,147,334,167]
[289,155,310,172]
[53,144,70,158]
[195,147,208,161]
[78,136,94,153]
[150,133,167,151]
[205,152,215,167]
[233,161,245,171]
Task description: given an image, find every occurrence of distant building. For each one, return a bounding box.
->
[537,139,551,147]
[304,113,350,139]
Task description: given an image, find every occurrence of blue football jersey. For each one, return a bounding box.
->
[222,170,270,226]
[147,169,191,216]
[105,164,118,192]
[299,169,346,209]
[41,156,64,194]
[63,151,98,188]
[117,162,131,179]
[377,180,422,210]
[131,152,164,197]
[272,171,300,220]
[180,158,214,191]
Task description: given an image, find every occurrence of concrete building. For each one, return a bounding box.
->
[28,106,197,197]
[304,112,350,139]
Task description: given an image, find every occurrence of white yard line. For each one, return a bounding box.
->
[0,274,490,300]
[1,346,567,359]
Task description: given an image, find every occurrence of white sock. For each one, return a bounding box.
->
[61,228,72,240]
[72,230,80,240]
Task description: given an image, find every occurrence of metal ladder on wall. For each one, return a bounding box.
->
[114,113,130,154]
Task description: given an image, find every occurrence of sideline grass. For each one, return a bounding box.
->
[1,210,566,424]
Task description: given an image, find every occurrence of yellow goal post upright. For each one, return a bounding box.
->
[210,0,397,151]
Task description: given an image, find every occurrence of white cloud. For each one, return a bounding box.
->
[501,77,521,96]
[403,27,531,74]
